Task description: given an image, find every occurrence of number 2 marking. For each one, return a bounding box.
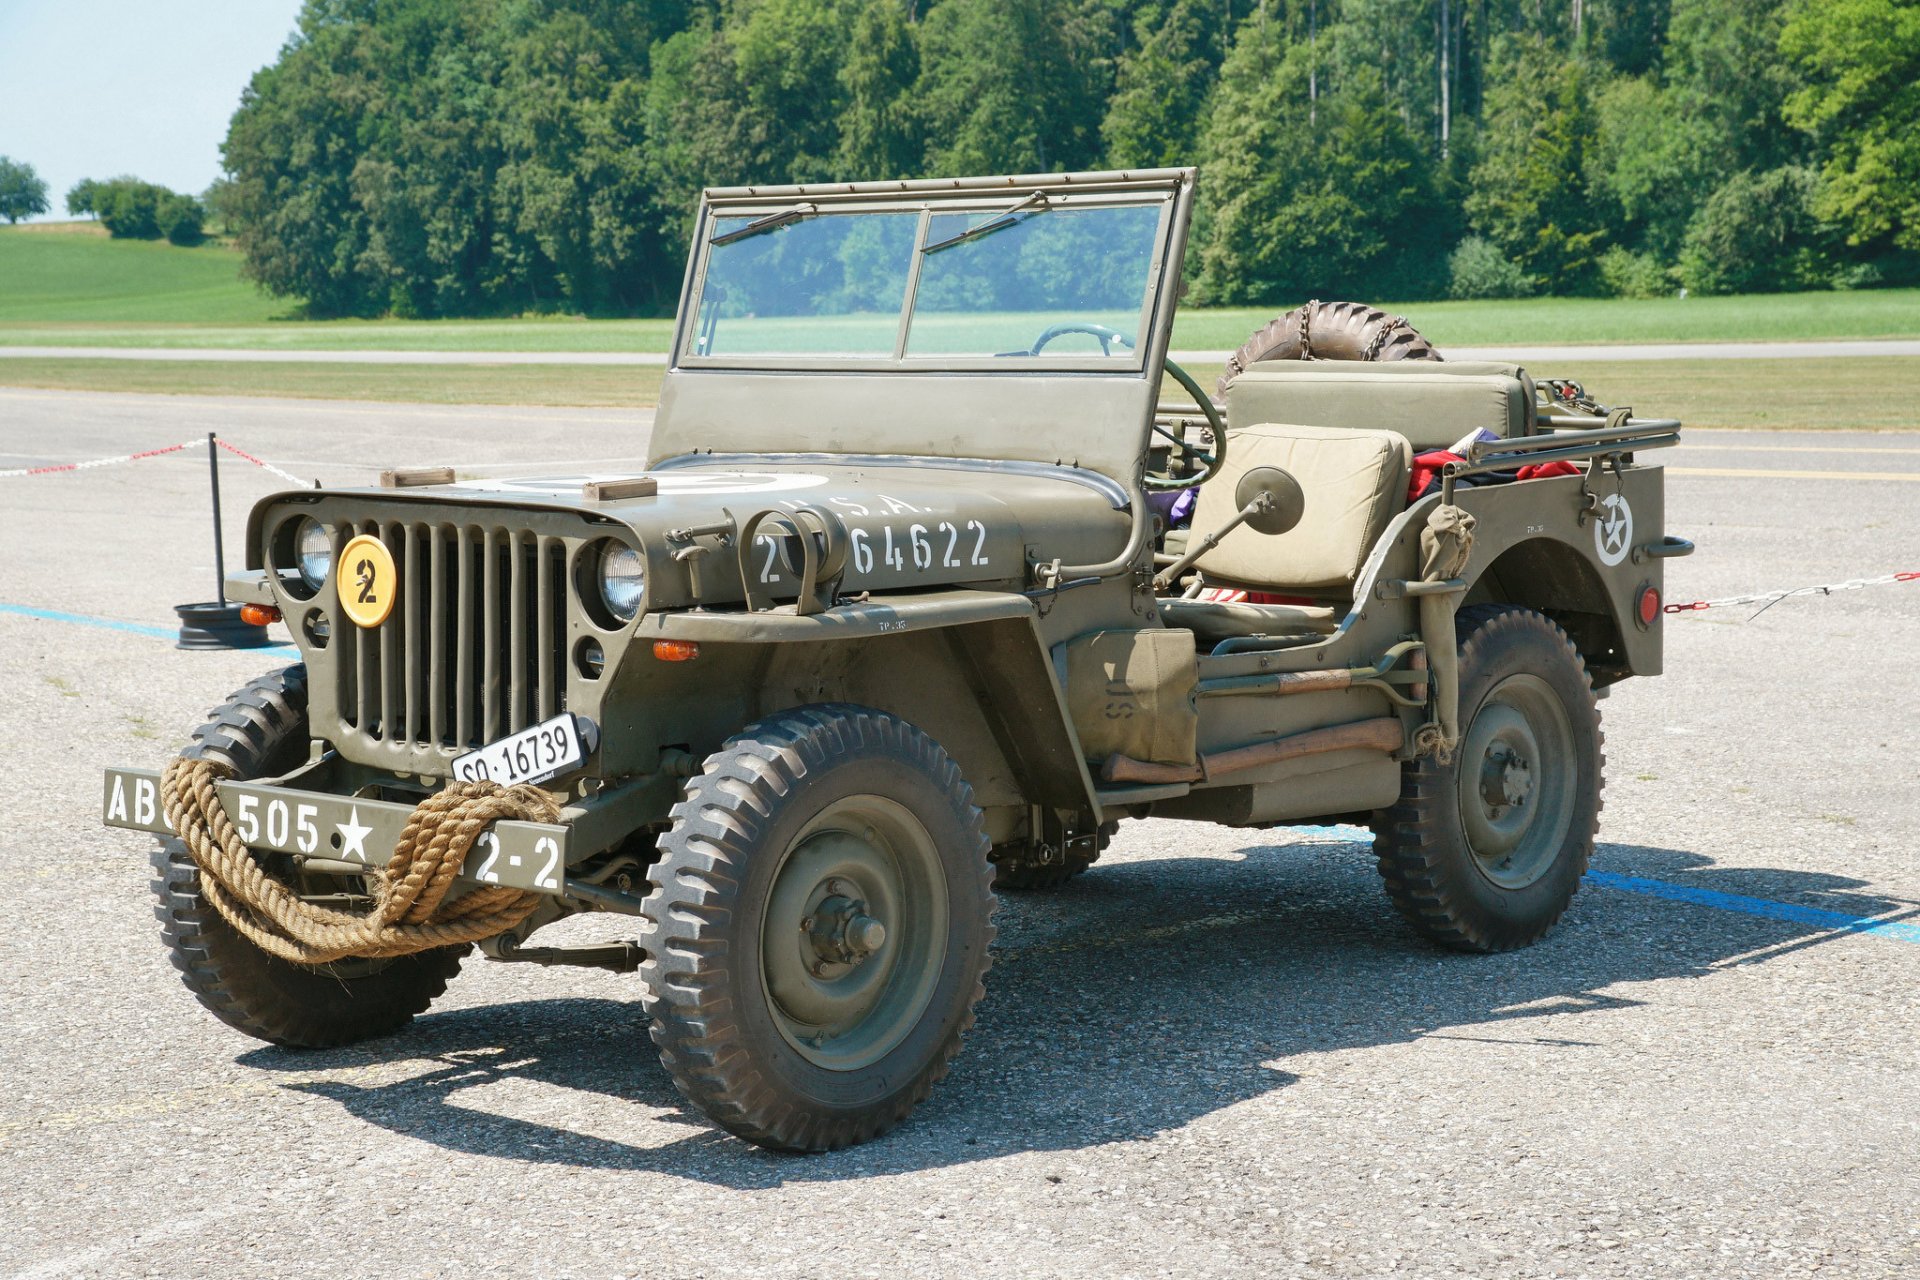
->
[939,522,959,567]
[533,836,561,891]
[474,832,501,883]
[756,535,778,583]
[355,558,378,603]
[966,520,989,566]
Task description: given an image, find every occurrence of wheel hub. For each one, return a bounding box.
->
[804,892,888,969]
[759,800,948,1072]
[1456,675,1577,890]
[1478,746,1534,813]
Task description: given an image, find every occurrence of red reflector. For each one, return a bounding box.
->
[1637,587,1661,626]
[653,640,700,662]
[239,603,282,627]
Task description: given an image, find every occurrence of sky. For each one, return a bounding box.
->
[0,0,305,220]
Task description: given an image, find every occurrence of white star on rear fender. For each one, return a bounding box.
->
[336,807,372,861]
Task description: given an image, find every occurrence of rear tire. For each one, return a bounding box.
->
[639,705,995,1152]
[151,666,466,1048]
[1372,607,1603,952]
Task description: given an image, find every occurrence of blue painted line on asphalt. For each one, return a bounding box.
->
[1585,869,1920,945]
[1278,827,1920,947]
[0,602,298,655]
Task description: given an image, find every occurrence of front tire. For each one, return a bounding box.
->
[1372,607,1603,952]
[151,666,466,1048]
[639,705,996,1152]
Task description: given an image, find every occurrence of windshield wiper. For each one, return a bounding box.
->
[710,202,817,247]
[922,192,1051,254]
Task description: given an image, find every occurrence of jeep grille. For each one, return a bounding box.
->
[338,520,568,750]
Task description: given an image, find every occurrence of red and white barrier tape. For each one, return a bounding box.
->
[0,436,312,487]
[214,438,313,489]
[1665,570,1920,616]
[0,436,205,478]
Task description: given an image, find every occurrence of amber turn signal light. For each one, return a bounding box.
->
[240,603,282,627]
[653,640,700,662]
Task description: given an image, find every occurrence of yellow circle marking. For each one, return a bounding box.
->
[338,534,397,629]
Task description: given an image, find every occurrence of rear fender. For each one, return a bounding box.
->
[1355,467,1666,683]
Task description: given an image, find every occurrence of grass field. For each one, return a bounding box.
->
[0,222,286,324]
[6,222,1920,351]
[1,355,1914,431]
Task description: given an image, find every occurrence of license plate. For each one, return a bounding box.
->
[452,713,584,786]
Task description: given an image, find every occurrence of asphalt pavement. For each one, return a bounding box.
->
[1,388,1916,1279]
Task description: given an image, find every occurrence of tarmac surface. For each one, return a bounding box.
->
[4,338,1920,364]
[2,387,1916,1278]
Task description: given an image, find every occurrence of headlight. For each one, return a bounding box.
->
[599,543,645,621]
[296,519,333,591]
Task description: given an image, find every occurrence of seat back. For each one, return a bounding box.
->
[1227,360,1537,450]
[1191,423,1411,596]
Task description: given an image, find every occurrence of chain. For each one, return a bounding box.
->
[1665,571,1920,617]
[1362,314,1406,362]
[1298,299,1317,360]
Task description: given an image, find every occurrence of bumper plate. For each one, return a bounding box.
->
[102,767,573,895]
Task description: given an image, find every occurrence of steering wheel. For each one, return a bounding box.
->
[1143,358,1228,491]
[1029,321,1135,357]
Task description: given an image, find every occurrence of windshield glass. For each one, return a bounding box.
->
[686,197,1166,365]
[906,204,1160,358]
[692,212,919,357]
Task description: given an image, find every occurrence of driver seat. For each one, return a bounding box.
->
[1158,422,1412,645]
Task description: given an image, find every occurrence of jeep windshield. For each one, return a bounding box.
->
[682,190,1170,368]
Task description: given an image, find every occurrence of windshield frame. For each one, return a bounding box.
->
[674,179,1179,374]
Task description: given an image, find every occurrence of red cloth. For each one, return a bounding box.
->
[1408,451,1465,503]
[1407,452,1583,503]
[1196,587,1317,606]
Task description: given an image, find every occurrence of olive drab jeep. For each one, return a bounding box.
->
[105,168,1689,1152]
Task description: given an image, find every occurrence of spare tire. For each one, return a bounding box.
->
[1216,299,1443,396]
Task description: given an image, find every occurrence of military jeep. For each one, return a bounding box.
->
[105,168,1687,1152]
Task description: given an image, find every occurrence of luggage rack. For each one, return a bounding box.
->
[1440,416,1681,506]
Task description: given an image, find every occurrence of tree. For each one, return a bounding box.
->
[1463,34,1607,291]
[914,0,1112,176]
[1678,165,1829,293]
[0,156,50,223]
[835,0,921,179]
[157,191,207,246]
[1193,15,1453,305]
[66,177,101,219]
[1782,0,1920,254]
[93,177,167,238]
[1102,0,1217,169]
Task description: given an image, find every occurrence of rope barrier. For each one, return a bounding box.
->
[0,437,205,478]
[1665,570,1920,617]
[161,756,560,965]
[0,435,313,486]
[214,438,314,489]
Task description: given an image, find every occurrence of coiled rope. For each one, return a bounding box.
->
[160,757,562,966]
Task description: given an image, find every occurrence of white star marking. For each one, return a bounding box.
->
[336,807,372,861]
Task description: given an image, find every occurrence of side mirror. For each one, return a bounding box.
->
[1234,466,1305,536]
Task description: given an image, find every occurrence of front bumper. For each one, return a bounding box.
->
[102,760,683,898]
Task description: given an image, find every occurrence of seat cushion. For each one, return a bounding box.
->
[1191,422,1411,595]
[1231,361,1536,449]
